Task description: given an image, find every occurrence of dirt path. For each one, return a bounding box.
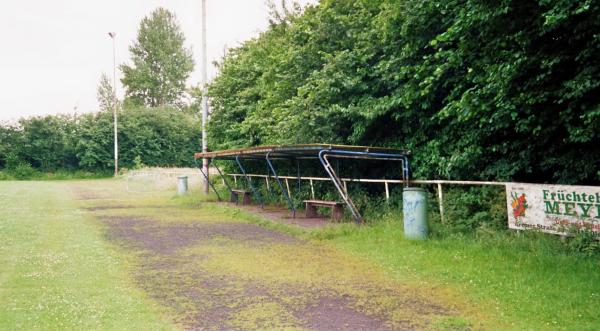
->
[73,182,465,330]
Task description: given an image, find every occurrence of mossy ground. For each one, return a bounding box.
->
[4,178,597,330]
[73,179,473,330]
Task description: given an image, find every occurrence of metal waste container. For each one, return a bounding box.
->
[403,187,428,240]
[177,176,188,196]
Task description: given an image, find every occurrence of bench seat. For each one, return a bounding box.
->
[230,189,251,205]
[303,200,344,221]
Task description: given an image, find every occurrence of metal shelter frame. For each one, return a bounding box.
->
[194,144,410,223]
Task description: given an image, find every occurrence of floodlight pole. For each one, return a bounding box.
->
[108,32,119,177]
[201,0,209,193]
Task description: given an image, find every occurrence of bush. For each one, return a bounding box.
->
[10,162,39,180]
[0,171,13,180]
[567,229,600,256]
[441,186,506,233]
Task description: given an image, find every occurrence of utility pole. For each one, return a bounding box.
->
[108,32,119,177]
[201,0,209,193]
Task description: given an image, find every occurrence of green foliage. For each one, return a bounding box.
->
[133,155,144,169]
[0,107,200,174]
[16,115,78,171]
[97,73,118,112]
[208,0,600,185]
[440,187,507,234]
[120,7,194,107]
[567,228,600,256]
[9,162,39,180]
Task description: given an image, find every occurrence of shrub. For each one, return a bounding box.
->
[567,229,600,256]
[10,162,39,180]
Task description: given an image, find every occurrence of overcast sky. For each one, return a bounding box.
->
[0,0,316,122]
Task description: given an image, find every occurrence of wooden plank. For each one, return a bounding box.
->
[303,200,343,206]
[285,178,291,197]
[231,189,250,193]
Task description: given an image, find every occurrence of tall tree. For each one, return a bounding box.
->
[120,8,194,107]
[208,0,600,185]
[97,73,118,112]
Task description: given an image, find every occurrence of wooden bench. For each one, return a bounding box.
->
[303,200,344,221]
[230,189,251,205]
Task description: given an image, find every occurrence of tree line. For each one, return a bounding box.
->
[0,8,200,175]
[207,0,600,185]
[0,108,199,172]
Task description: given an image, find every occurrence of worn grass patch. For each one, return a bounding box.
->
[76,179,468,330]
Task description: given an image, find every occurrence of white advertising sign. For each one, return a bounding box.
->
[506,183,600,236]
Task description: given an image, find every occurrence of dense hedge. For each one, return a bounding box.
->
[208,0,600,185]
[0,107,200,172]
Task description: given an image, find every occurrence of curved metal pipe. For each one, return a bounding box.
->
[318,149,411,223]
[194,157,222,200]
[266,152,296,218]
[235,155,264,208]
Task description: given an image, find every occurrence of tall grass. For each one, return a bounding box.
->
[0,169,112,181]
[315,212,600,330]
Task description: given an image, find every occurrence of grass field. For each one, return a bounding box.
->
[0,181,174,330]
[322,222,600,330]
[1,178,599,330]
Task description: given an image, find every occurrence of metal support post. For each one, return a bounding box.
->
[199,165,221,201]
[235,155,264,207]
[214,164,234,195]
[266,152,296,218]
[296,159,301,192]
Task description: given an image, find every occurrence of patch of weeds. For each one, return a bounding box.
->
[566,228,600,256]
[0,171,14,180]
[308,223,360,240]
[229,302,301,330]
[432,316,472,331]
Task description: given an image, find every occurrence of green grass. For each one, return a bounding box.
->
[180,192,600,330]
[316,217,600,330]
[2,178,599,330]
[186,190,600,330]
[0,169,112,181]
[0,181,174,330]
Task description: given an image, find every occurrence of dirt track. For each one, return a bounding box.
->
[75,184,464,330]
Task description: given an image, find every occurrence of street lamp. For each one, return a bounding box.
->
[108,32,119,177]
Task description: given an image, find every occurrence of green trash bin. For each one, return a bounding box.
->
[403,187,428,240]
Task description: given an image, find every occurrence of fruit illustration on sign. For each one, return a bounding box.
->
[511,192,528,218]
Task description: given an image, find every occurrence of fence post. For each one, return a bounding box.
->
[385,181,390,201]
[285,178,291,198]
[437,183,445,224]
